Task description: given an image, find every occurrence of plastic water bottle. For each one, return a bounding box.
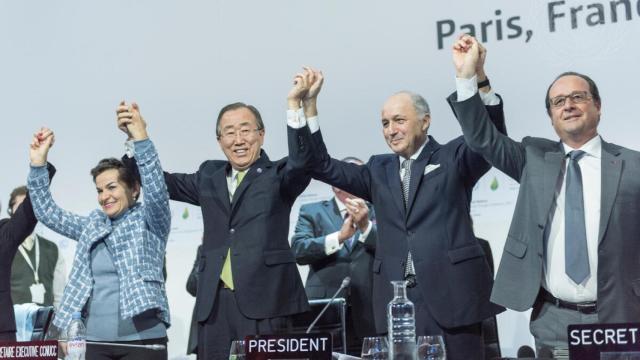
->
[387,280,417,360]
[66,312,86,360]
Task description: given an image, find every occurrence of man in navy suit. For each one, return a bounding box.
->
[286,66,505,359]
[121,100,312,359]
[292,157,377,355]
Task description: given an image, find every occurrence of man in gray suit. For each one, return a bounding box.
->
[448,34,640,353]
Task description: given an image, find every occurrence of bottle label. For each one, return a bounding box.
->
[67,339,86,358]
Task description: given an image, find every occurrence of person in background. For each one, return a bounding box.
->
[28,102,171,360]
[291,157,377,355]
[0,166,55,342]
[9,186,66,309]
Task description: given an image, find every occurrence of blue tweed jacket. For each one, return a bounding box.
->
[27,139,171,331]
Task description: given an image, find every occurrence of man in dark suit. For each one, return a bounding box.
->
[119,100,312,359]
[0,166,54,341]
[448,35,640,353]
[286,67,505,359]
[291,157,377,355]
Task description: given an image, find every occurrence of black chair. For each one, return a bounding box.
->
[290,297,347,354]
[478,238,502,359]
[30,306,54,341]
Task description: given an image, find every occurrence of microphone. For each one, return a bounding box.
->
[85,341,166,350]
[306,277,351,334]
[517,345,535,358]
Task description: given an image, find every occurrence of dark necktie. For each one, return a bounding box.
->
[565,150,589,284]
[401,159,416,287]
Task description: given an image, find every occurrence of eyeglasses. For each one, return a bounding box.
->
[219,127,261,141]
[549,91,592,108]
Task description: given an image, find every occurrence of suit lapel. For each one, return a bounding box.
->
[599,141,622,244]
[383,157,406,217]
[231,151,271,214]
[212,165,231,214]
[542,146,565,225]
[406,138,438,217]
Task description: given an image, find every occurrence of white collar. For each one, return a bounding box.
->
[562,134,602,159]
[398,137,429,164]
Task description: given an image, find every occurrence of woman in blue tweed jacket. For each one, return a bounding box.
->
[27,103,171,360]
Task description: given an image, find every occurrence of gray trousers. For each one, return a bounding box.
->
[530,297,598,355]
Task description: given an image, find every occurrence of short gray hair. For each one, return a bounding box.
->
[395,90,430,119]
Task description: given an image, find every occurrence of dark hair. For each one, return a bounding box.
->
[215,102,264,138]
[545,71,601,115]
[90,158,139,191]
[8,185,28,216]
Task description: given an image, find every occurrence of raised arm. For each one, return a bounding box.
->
[448,35,526,182]
[286,68,373,201]
[449,37,509,185]
[118,107,202,206]
[0,164,55,250]
[27,128,87,240]
[116,101,171,238]
[281,68,315,200]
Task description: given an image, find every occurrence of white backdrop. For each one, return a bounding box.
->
[1,1,639,358]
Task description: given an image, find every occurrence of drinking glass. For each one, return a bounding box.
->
[361,336,390,359]
[229,340,246,360]
[417,335,446,360]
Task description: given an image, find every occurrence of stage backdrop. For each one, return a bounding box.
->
[1,0,638,358]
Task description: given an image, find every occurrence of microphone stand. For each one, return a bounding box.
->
[306,277,350,334]
[84,341,166,351]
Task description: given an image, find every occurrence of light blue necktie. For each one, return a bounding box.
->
[565,150,589,284]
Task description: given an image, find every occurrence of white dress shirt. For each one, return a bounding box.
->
[544,135,601,302]
[398,141,427,178]
[227,167,249,201]
[454,76,600,302]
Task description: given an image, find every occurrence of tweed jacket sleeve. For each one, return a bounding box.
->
[133,139,171,239]
[27,166,89,241]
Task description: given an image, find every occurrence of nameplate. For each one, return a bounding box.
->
[0,340,57,359]
[568,323,640,359]
[245,333,332,360]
